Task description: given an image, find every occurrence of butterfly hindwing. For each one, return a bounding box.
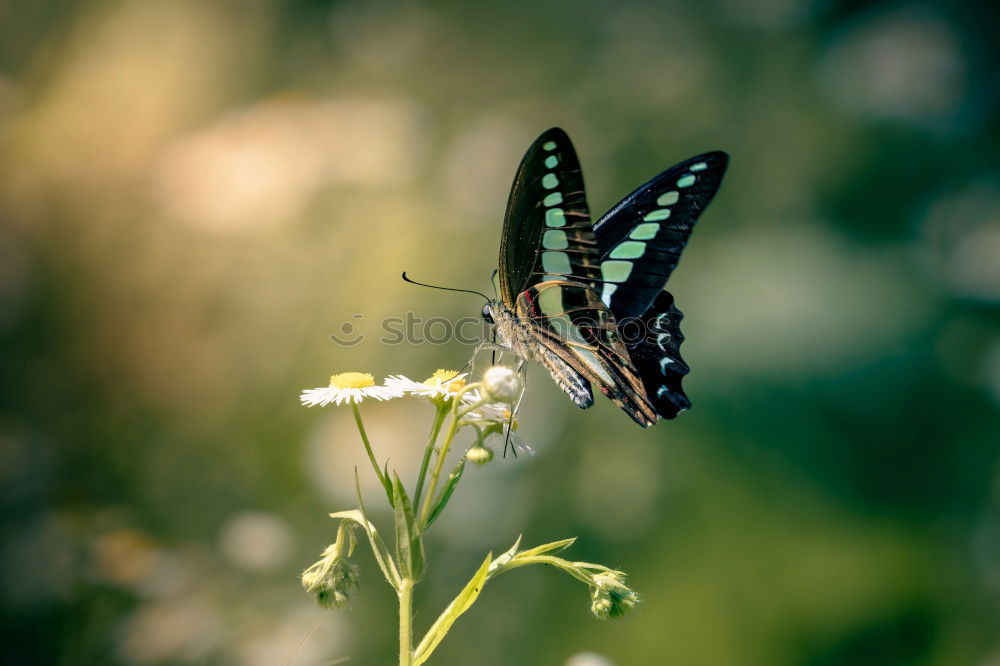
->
[623,290,691,419]
[593,151,728,320]
[516,280,656,426]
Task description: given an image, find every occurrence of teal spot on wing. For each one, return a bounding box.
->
[542,251,571,275]
[542,173,559,189]
[677,174,696,188]
[644,209,671,221]
[544,155,559,168]
[543,192,564,207]
[657,191,679,206]
[689,162,707,171]
[609,241,645,259]
[601,283,617,307]
[659,357,675,373]
[538,285,563,314]
[574,347,615,384]
[630,222,659,240]
[601,260,633,283]
[545,208,566,227]
[542,141,557,150]
[542,229,569,250]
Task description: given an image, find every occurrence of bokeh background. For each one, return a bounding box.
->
[1,0,998,664]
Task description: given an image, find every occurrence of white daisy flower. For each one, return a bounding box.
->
[300,372,402,407]
[386,369,472,402]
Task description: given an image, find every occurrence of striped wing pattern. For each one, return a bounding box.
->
[516,281,656,426]
[495,127,726,425]
[499,128,601,304]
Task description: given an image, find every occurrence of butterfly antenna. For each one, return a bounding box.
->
[402,272,491,303]
[489,268,499,299]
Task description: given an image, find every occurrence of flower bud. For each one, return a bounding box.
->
[589,571,640,619]
[301,523,359,609]
[482,366,522,403]
[466,443,494,466]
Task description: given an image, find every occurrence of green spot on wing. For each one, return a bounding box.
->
[545,208,566,227]
[538,286,563,314]
[542,251,571,275]
[644,208,671,222]
[543,192,564,207]
[542,141,557,150]
[656,191,679,206]
[677,174,696,188]
[542,229,569,250]
[630,222,659,240]
[544,155,559,168]
[609,241,645,260]
[601,260,633,283]
[600,283,617,306]
[541,173,559,190]
[689,162,707,171]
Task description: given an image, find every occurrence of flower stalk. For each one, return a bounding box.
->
[299,367,639,665]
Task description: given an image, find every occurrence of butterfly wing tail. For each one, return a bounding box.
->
[625,290,691,420]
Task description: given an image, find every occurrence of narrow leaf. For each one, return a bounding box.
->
[424,459,466,529]
[392,474,425,580]
[515,537,576,559]
[413,552,492,666]
[487,534,522,574]
[383,461,394,507]
[352,469,401,590]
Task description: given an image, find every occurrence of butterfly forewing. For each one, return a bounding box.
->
[499,128,601,307]
[593,151,728,320]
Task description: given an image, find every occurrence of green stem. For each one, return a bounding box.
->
[399,578,414,666]
[418,392,487,526]
[413,403,448,510]
[351,402,387,491]
[489,555,595,585]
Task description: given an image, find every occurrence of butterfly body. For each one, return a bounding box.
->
[486,128,727,426]
[485,296,594,410]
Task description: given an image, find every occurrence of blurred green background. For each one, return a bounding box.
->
[1,0,998,664]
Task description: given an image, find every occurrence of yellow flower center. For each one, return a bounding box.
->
[329,372,375,389]
[423,369,462,389]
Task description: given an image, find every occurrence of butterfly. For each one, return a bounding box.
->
[482,128,728,426]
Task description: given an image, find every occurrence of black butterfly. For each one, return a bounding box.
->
[482,128,727,426]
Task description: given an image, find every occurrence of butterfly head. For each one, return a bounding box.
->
[481,302,494,324]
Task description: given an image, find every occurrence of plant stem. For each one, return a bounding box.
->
[413,403,447,510]
[399,577,414,666]
[418,395,485,526]
[351,402,387,490]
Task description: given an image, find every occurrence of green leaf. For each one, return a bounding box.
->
[515,537,576,559]
[413,551,492,666]
[349,469,401,590]
[424,459,466,529]
[383,461,394,507]
[392,473,425,581]
[488,534,522,573]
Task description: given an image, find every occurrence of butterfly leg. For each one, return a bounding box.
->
[502,381,528,458]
